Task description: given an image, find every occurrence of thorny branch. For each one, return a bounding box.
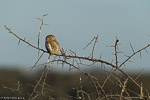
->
[30,58,51,100]
[36,14,48,58]
[4,24,117,69]
[115,39,119,67]
[4,25,46,53]
[4,16,150,99]
[83,35,99,59]
[120,78,128,100]
[119,44,150,67]
[52,59,108,100]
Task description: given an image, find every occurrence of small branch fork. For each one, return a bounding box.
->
[83,35,99,59]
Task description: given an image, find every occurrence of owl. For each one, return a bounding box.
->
[45,35,64,56]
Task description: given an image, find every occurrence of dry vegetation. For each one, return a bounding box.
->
[2,15,150,100]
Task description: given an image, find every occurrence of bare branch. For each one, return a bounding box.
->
[4,15,150,100]
[4,25,47,53]
[115,39,119,67]
[140,83,144,99]
[120,78,128,100]
[36,14,48,58]
[52,59,108,100]
[28,52,45,71]
[91,35,98,59]
[119,44,150,67]
[83,36,96,50]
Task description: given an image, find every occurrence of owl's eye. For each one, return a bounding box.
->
[51,37,55,40]
[47,37,50,40]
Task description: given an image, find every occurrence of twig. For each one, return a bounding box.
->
[140,83,144,99]
[36,14,48,58]
[77,90,91,100]
[119,44,150,67]
[117,67,140,88]
[102,69,117,88]
[115,39,119,67]
[4,25,46,53]
[30,68,46,98]
[29,52,45,71]
[83,36,96,50]
[129,42,135,53]
[120,78,128,100]
[41,62,50,94]
[134,69,144,81]
[91,35,98,58]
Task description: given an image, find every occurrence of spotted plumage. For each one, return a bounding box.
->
[45,35,63,55]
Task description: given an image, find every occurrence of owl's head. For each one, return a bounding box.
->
[46,35,56,41]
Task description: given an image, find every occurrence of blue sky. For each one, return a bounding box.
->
[0,0,150,72]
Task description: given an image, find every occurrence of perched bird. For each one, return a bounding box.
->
[45,35,65,56]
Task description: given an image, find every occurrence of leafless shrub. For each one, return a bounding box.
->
[3,15,150,100]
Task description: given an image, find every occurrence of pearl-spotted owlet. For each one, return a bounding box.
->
[45,35,65,56]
